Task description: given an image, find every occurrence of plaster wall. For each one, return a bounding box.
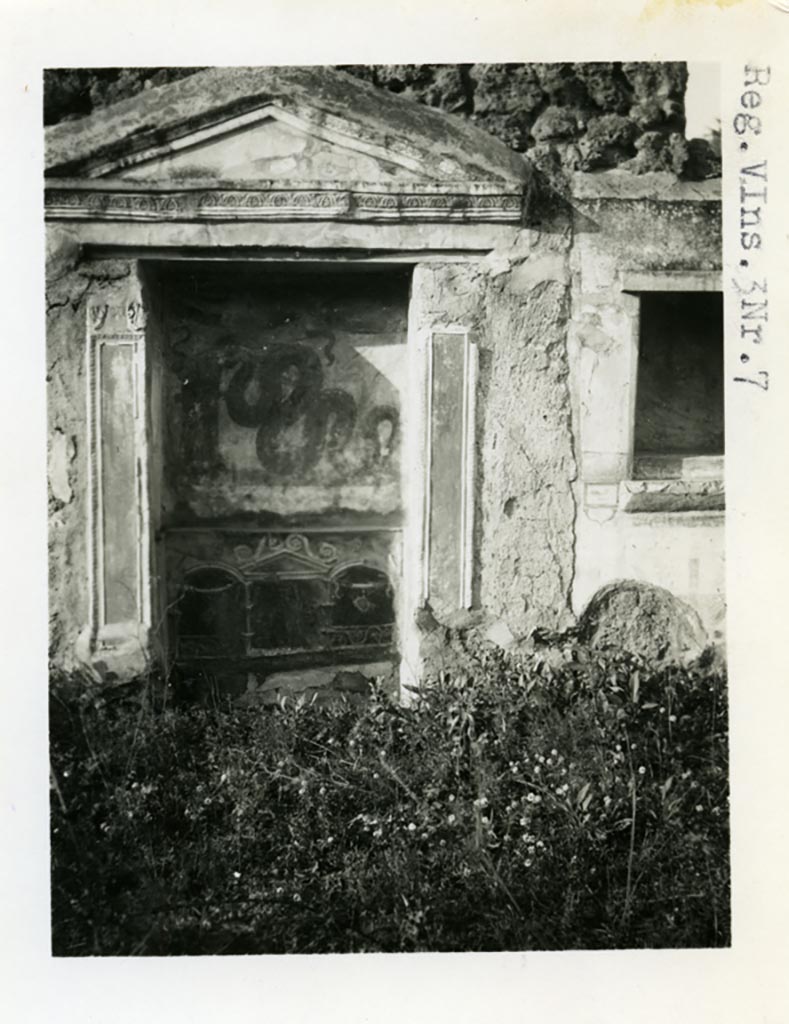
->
[568,183,724,642]
[47,227,148,671]
[409,220,577,643]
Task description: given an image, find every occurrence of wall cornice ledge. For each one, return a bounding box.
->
[572,171,721,202]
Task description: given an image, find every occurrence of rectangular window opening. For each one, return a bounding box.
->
[633,291,724,481]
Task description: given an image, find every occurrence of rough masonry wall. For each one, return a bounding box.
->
[480,234,577,637]
[342,63,707,178]
[411,222,577,644]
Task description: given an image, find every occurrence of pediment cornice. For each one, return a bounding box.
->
[44,178,527,225]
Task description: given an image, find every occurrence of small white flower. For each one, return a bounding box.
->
[695,805,703,813]
[233,871,241,879]
[408,822,417,832]
[638,766,646,775]
[448,814,456,824]
[668,715,677,723]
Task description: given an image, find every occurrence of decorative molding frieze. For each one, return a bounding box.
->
[45,184,525,224]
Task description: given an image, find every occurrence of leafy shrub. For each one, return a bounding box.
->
[50,641,729,954]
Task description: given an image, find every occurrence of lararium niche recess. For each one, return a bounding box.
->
[144,262,410,688]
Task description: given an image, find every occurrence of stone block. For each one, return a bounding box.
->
[579,579,708,663]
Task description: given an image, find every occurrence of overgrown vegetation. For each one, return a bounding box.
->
[50,641,729,954]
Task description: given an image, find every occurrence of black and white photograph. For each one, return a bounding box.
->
[2,2,788,1022]
[45,60,729,955]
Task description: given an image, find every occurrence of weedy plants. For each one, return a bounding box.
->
[50,640,729,954]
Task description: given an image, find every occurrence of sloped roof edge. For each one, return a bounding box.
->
[45,66,532,186]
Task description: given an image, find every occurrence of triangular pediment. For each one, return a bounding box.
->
[96,103,426,185]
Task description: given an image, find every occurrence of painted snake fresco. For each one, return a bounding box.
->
[224,343,398,477]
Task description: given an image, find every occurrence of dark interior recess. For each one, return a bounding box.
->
[146,260,409,678]
[634,291,724,459]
